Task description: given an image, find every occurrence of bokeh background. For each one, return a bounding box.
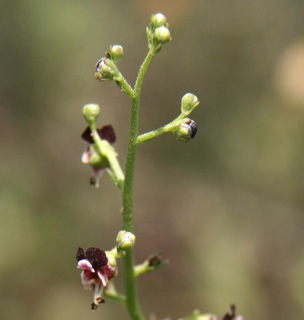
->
[1,1,304,319]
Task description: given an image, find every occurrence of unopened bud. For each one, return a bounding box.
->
[153,26,171,44]
[150,13,167,30]
[110,45,123,63]
[82,104,100,124]
[181,93,199,115]
[116,230,136,251]
[172,119,198,142]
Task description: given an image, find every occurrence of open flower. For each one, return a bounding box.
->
[76,247,116,310]
[81,125,116,187]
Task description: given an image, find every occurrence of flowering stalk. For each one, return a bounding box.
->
[122,48,154,320]
[75,13,244,320]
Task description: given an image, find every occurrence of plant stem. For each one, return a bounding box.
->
[136,114,187,144]
[122,49,154,320]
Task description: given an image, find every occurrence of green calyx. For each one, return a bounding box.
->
[89,146,110,168]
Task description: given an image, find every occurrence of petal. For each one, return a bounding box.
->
[81,269,97,285]
[77,259,95,272]
[90,167,104,188]
[98,125,116,144]
[93,281,104,306]
[97,270,108,287]
[76,247,86,261]
[85,248,108,269]
[81,126,94,144]
[81,147,91,164]
[103,263,116,280]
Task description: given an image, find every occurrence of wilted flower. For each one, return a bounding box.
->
[81,125,116,187]
[94,57,115,81]
[172,119,198,142]
[76,247,116,310]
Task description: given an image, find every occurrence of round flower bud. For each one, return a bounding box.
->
[153,26,171,44]
[172,119,198,142]
[82,104,100,124]
[116,230,136,251]
[181,93,199,115]
[150,13,167,29]
[110,45,123,63]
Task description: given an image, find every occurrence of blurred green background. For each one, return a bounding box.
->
[1,1,304,319]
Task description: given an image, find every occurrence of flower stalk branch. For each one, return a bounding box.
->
[76,12,220,320]
[136,114,190,144]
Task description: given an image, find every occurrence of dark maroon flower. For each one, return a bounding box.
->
[81,125,116,187]
[81,125,116,145]
[76,247,116,310]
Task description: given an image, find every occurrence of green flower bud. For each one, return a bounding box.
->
[150,13,167,30]
[181,93,199,115]
[82,104,100,124]
[110,45,123,63]
[116,230,136,251]
[153,26,171,44]
[172,119,198,142]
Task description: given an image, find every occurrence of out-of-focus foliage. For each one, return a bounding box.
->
[1,1,304,319]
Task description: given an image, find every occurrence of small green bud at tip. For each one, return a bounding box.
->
[82,104,100,124]
[181,93,199,115]
[150,13,167,29]
[110,45,123,63]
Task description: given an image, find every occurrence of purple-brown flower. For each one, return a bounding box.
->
[81,125,116,187]
[76,247,116,310]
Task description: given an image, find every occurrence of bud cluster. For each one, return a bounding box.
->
[171,93,199,143]
[94,45,124,82]
[146,13,171,54]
